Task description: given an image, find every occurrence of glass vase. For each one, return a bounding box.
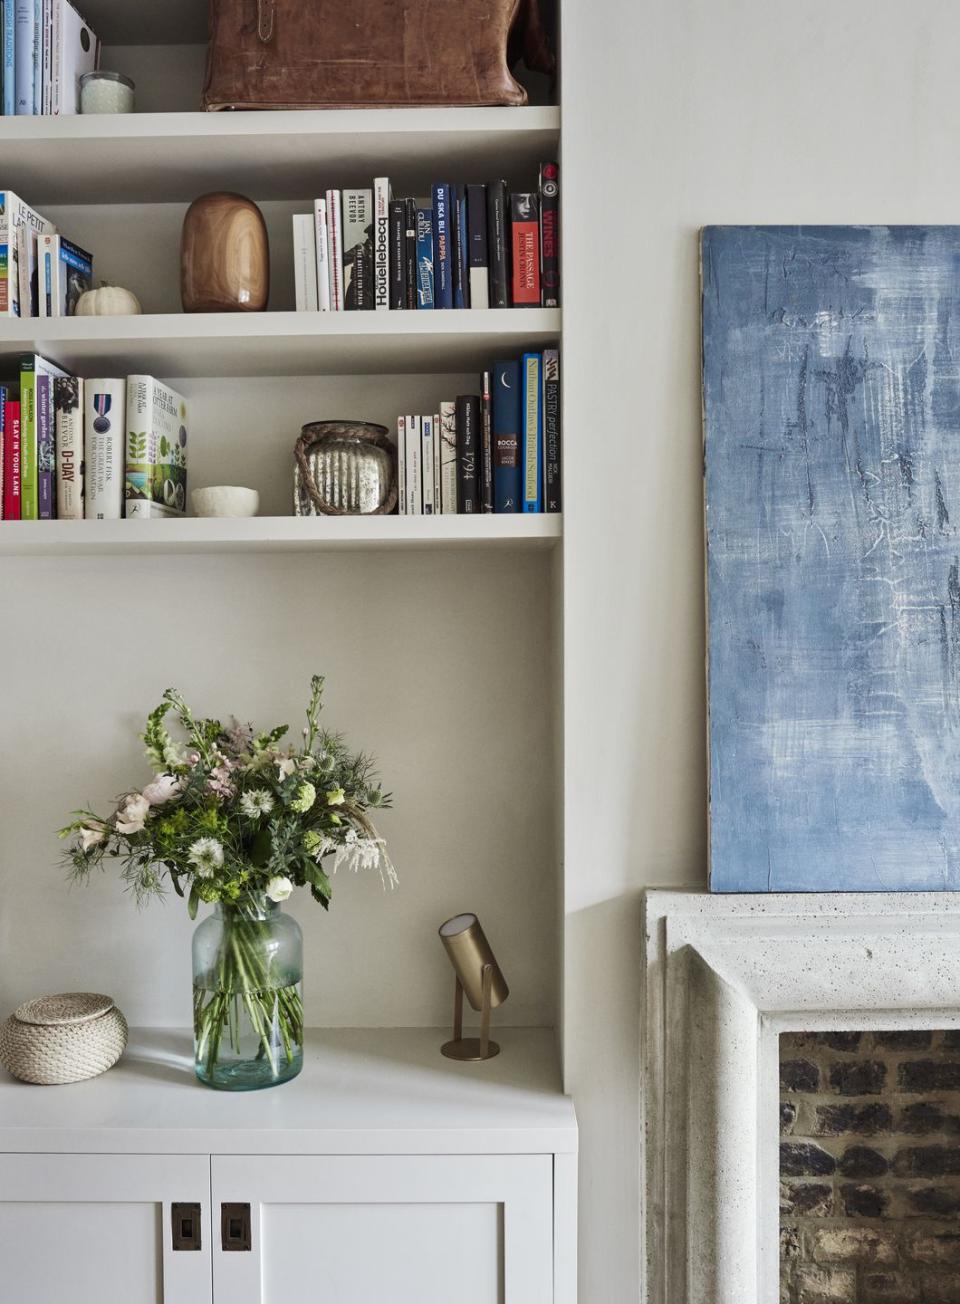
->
[192,895,303,1091]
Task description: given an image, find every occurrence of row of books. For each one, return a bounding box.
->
[0,358,188,520]
[292,167,560,314]
[396,349,560,515]
[0,188,93,316]
[1,0,98,115]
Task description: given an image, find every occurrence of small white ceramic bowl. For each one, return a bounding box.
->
[192,486,260,518]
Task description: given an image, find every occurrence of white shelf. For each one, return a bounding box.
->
[0,1026,577,1156]
[0,309,561,377]
[0,107,561,204]
[0,514,562,556]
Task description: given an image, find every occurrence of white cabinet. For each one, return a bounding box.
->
[0,1153,212,1304]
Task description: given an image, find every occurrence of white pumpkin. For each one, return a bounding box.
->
[74,285,142,316]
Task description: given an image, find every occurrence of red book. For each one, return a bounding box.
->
[510,192,541,307]
[3,400,21,519]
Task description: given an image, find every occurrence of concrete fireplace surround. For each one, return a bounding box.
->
[641,891,960,1304]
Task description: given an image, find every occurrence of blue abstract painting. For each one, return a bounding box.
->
[703,226,960,892]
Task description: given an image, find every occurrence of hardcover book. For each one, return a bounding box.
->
[451,184,469,309]
[467,184,489,310]
[51,0,97,115]
[415,206,434,309]
[0,385,5,510]
[14,0,32,113]
[39,232,92,316]
[480,370,493,512]
[492,359,521,512]
[324,189,344,311]
[36,369,55,517]
[54,372,83,518]
[539,163,560,307]
[20,353,68,519]
[404,198,417,309]
[511,193,541,307]
[439,400,457,514]
[455,394,480,513]
[389,200,405,310]
[520,352,542,511]
[2,396,20,518]
[125,375,188,519]
[84,377,125,519]
[292,214,318,312]
[421,414,435,514]
[313,198,331,311]
[542,347,561,512]
[373,177,391,310]
[487,181,510,309]
[342,187,374,310]
[431,183,453,310]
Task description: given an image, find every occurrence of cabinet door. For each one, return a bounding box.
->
[212,1154,553,1304]
[0,1153,212,1304]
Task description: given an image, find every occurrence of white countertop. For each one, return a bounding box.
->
[0,1027,577,1156]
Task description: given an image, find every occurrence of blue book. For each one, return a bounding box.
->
[431,183,453,310]
[14,0,33,113]
[453,185,469,309]
[492,360,521,513]
[520,352,543,513]
[1,1,13,115]
[415,206,434,309]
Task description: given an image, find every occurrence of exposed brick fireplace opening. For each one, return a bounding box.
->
[780,1030,960,1303]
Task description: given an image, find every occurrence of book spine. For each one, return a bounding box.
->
[2,398,20,518]
[342,187,373,310]
[19,358,36,517]
[16,224,30,316]
[403,198,417,310]
[55,372,82,517]
[539,162,560,307]
[38,231,52,316]
[466,184,489,310]
[455,185,470,309]
[415,206,434,308]
[14,0,33,113]
[313,199,330,311]
[31,0,40,114]
[439,400,457,514]
[404,414,422,516]
[50,0,59,113]
[2,0,15,114]
[487,180,509,309]
[41,0,50,114]
[431,184,453,310]
[480,369,493,512]
[455,394,480,513]
[432,410,441,510]
[373,177,390,311]
[0,385,5,511]
[292,214,318,312]
[125,374,187,519]
[492,359,521,512]
[36,368,54,517]
[388,200,405,309]
[84,376,125,519]
[396,414,406,514]
[324,189,344,311]
[511,193,541,307]
[421,414,435,514]
[521,352,543,512]
[542,347,561,512]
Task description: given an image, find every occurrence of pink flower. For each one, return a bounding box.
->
[115,793,150,835]
[142,774,180,806]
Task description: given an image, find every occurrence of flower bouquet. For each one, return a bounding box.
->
[61,676,394,1090]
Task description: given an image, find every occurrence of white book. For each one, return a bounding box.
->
[421,414,435,514]
[313,198,330,311]
[84,377,125,519]
[439,400,457,514]
[325,189,344,311]
[52,0,97,115]
[125,374,188,519]
[373,176,391,311]
[292,214,318,312]
[404,415,422,516]
[55,373,83,518]
[396,415,406,515]
[433,411,442,508]
[41,0,50,114]
[14,0,33,115]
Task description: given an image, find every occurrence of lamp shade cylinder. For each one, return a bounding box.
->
[438,914,509,1012]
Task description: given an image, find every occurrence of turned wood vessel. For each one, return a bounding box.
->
[180,191,269,313]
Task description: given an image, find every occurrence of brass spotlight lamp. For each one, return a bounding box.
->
[438,913,509,1061]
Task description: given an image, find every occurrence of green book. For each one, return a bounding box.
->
[19,354,70,519]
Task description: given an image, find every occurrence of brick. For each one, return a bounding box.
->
[782,1142,837,1177]
[794,1265,857,1303]
[872,1029,933,1051]
[898,1102,960,1136]
[899,1060,960,1092]
[904,1183,960,1216]
[797,1032,863,1053]
[781,1101,798,1134]
[921,1272,960,1303]
[904,1229,960,1264]
[940,1031,960,1049]
[781,1224,802,1260]
[812,1227,896,1264]
[815,1103,893,1137]
[838,1145,890,1178]
[829,1060,887,1096]
[840,1182,888,1217]
[781,1181,834,1217]
[894,1146,960,1178]
[782,1059,821,1092]
[858,1272,913,1304]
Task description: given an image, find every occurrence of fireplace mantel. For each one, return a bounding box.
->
[641,890,960,1304]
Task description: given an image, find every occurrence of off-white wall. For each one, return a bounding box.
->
[560,0,960,1298]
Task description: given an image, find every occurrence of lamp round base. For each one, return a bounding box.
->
[441,1037,500,1062]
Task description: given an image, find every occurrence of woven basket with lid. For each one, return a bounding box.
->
[0,992,127,1085]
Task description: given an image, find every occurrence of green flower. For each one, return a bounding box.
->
[326,787,345,807]
[291,781,316,813]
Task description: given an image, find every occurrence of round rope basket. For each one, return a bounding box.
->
[0,993,128,1085]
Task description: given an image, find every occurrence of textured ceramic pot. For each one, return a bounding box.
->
[180,192,269,313]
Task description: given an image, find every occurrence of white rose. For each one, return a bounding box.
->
[277,758,297,779]
[80,825,106,852]
[115,793,150,834]
[142,774,180,806]
[265,875,293,902]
